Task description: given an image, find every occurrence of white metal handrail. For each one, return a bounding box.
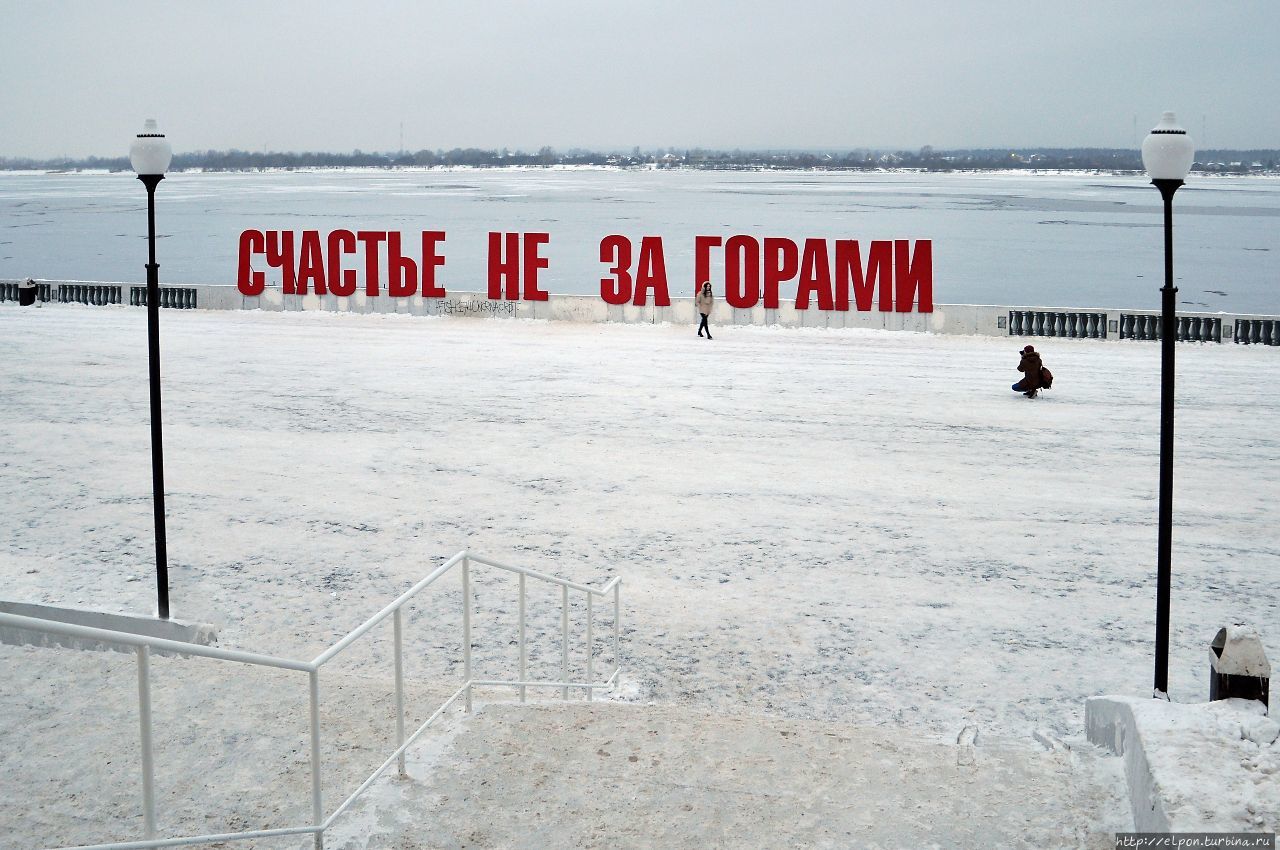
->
[1,551,621,850]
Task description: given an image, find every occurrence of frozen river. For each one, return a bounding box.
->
[2,167,1278,313]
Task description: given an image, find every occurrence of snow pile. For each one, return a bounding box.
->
[1138,698,1277,832]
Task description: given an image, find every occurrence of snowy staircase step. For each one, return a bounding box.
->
[325,701,1128,849]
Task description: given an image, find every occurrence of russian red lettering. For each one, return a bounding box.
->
[895,240,933,313]
[694,236,722,294]
[266,231,297,294]
[421,231,446,298]
[487,232,521,300]
[237,230,265,296]
[297,230,327,295]
[599,234,632,305]
[834,239,893,312]
[632,236,670,306]
[356,231,387,296]
[763,238,798,310]
[387,232,417,297]
[795,239,834,310]
[724,235,760,309]
[871,241,894,312]
[327,230,357,296]
[522,233,550,301]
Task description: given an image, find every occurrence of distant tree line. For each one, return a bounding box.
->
[2,146,1277,173]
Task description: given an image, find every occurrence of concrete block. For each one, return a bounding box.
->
[800,307,826,329]
[670,299,696,325]
[551,296,606,323]
[0,600,218,658]
[776,302,800,328]
[1086,696,1169,832]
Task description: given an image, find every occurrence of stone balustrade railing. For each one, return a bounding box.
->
[3,280,1277,346]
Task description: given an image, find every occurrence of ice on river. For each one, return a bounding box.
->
[2,168,1278,313]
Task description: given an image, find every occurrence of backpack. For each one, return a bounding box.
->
[1040,366,1053,389]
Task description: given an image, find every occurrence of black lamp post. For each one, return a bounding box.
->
[1140,112,1195,698]
[129,119,173,620]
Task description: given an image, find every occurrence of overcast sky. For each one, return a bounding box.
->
[2,0,1276,159]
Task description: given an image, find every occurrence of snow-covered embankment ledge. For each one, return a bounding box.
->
[1086,695,1278,833]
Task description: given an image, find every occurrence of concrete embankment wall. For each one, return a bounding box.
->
[3,280,1278,345]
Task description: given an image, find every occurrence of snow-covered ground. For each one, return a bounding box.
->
[1,305,1277,847]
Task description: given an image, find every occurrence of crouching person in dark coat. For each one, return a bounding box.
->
[1013,344,1044,398]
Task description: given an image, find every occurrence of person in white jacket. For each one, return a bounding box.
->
[695,281,714,339]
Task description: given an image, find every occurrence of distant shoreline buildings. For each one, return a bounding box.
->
[3,146,1278,175]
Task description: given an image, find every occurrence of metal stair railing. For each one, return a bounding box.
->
[0,550,621,850]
